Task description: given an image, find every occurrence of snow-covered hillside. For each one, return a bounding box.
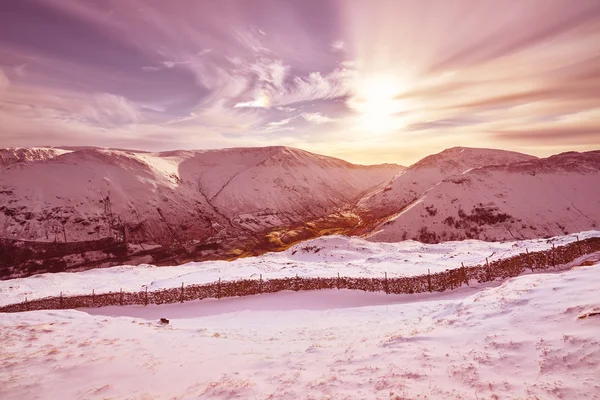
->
[0,146,403,277]
[2,231,598,307]
[366,150,600,243]
[0,147,71,167]
[356,147,536,221]
[2,145,599,278]
[0,146,402,243]
[1,254,599,399]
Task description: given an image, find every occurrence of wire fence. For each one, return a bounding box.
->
[1,236,599,313]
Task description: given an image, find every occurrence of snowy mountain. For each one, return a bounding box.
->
[0,147,72,167]
[0,146,403,277]
[355,147,537,222]
[364,150,600,243]
[2,144,599,278]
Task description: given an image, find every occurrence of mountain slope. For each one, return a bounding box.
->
[0,147,72,167]
[0,146,404,277]
[366,151,600,242]
[356,147,537,222]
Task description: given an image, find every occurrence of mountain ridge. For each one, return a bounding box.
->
[1,145,598,279]
[0,145,404,278]
[365,150,600,243]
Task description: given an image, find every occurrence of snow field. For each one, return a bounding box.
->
[1,260,599,399]
[1,231,598,307]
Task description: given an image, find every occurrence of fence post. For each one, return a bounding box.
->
[180,282,184,303]
[461,262,469,286]
[144,287,148,306]
[552,243,556,267]
[337,272,340,290]
[25,296,29,311]
[526,248,532,271]
[384,272,389,295]
[427,269,432,292]
[60,292,63,309]
[259,274,263,294]
[120,288,123,306]
[217,278,221,299]
[295,274,299,291]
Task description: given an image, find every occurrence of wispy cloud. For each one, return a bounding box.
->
[233,60,352,108]
[302,112,334,124]
[332,40,345,51]
[80,93,141,126]
[0,68,9,92]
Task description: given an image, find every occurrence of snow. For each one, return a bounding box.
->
[357,147,536,213]
[365,150,600,242]
[1,259,599,399]
[1,231,598,307]
[0,146,403,244]
[0,147,71,167]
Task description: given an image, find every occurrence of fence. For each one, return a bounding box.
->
[1,236,599,313]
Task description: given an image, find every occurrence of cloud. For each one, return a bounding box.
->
[80,94,141,126]
[275,106,295,112]
[233,91,271,108]
[233,60,353,108]
[250,59,288,89]
[493,127,600,142]
[302,112,334,124]
[276,68,354,106]
[0,68,9,92]
[142,60,193,72]
[332,40,345,51]
[141,104,166,113]
[267,118,293,127]
[142,66,161,72]
[14,64,27,77]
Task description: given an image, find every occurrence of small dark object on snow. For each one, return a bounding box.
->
[160,318,169,324]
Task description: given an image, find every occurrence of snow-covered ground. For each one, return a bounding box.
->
[2,231,599,307]
[1,259,599,399]
[361,149,600,243]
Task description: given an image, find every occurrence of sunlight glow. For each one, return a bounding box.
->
[347,75,412,133]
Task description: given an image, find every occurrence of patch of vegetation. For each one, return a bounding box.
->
[449,177,469,184]
[415,227,439,244]
[301,245,321,253]
[424,205,438,217]
[456,204,513,227]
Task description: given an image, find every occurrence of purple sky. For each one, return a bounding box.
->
[0,0,599,164]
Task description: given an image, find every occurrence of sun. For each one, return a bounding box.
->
[348,75,410,133]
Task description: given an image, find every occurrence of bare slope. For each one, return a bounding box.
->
[366,150,600,242]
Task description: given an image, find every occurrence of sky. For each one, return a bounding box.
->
[0,0,599,165]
